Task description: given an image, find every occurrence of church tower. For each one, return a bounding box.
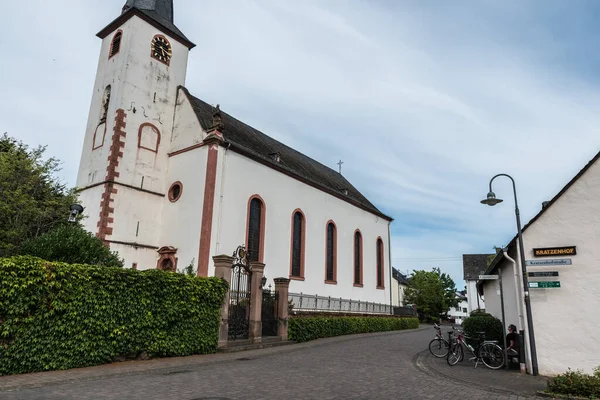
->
[76,0,195,268]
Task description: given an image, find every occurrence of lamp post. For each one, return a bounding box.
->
[481,173,538,376]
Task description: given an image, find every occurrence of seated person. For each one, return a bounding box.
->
[506,324,519,361]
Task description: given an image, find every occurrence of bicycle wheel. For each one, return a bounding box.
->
[429,338,448,358]
[447,342,463,366]
[479,342,505,370]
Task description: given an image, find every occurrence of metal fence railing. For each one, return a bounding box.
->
[288,292,392,314]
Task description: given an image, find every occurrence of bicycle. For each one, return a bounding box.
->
[428,323,454,358]
[446,328,505,369]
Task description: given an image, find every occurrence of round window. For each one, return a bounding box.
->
[168,181,183,202]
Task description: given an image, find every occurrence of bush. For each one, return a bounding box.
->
[546,367,600,398]
[288,315,419,343]
[20,225,123,267]
[0,256,228,375]
[461,314,503,345]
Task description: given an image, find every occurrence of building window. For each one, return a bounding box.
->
[138,123,161,153]
[354,230,363,286]
[246,196,265,263]
[109,31,122,59]
[376,238,384,289]
[168,181,183,202]
[289,210,305,279]
[325,221,337,283]
[463,307,467,313]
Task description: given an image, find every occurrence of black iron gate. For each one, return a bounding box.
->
[228,245,252,340]
[261,285,279,337]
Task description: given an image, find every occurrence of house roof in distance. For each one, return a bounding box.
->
[462,254,494,280]
[182,87,392,221]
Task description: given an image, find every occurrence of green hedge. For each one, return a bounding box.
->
[0,256,228,375]
[288,315,419,343]
[462,314,503,345]
[546,367,600,398]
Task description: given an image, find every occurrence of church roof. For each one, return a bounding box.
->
[181,87,393,221]
[97,0,194,49]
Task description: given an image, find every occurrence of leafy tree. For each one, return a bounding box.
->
[0,133,77,256]
[20,224,124,267]
[404,267,458,322]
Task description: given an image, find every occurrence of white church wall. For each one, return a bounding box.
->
[78,185,104,235]
[171,90,205,153]
[158,148,208,271]
[212,150,391,304]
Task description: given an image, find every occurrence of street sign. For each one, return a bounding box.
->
[526,259,571,266]
[479,275,499,280]
[528,271,559,277]
[529,281,561,288]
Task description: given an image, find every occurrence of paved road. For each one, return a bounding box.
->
[1,327,546,399]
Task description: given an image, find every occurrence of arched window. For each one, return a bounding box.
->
[354,230,363,286]
[109,31,122,59]
[325,221,337,283]
[246,196,265,262]
[376,238,384,289]
[289,210,305,279]
[138,123,161,153]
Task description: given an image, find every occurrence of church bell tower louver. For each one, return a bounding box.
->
[75,0,194,269]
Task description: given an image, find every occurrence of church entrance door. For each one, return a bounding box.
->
[228,246,252,340]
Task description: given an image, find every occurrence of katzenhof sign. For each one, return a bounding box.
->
[533,246,576,257]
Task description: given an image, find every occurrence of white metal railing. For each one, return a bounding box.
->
[288,292,392,314]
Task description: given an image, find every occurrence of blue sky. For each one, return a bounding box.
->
[2,0,600,288]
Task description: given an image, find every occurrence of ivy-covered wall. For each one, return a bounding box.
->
[0,256,228,375]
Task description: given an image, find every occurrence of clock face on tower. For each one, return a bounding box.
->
[151,35,172,64]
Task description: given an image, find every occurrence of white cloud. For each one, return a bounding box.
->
[2,0,599,287]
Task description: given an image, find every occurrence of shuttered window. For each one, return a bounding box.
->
[377,238,384,288]
[291,212,304,277]
[354,231,362,285]
[326,222,336,282]
[247,198,262,262]
[109,31,122,58]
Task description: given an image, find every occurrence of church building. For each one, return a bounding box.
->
[76,0,394,304]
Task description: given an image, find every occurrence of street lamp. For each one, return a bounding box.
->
[481,173,538,376]
[68,204,84,223]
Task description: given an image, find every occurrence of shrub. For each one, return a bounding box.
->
[461,314,503,345]
[288,315,419,343]
[546,367,600,398]
[0,256,228,375]
[20,224,123,267]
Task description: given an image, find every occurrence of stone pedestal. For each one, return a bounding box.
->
[274,277,290,341]
[213,254,233,349]
[248,261,265,344]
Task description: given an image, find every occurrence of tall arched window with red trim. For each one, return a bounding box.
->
[354,230,363,286]
[109,31,122,59]
[290,211,305,278]
[376,238,384,288]
[325,221,337,283]
[247,197,263,262]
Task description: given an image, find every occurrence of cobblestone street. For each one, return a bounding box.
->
[0,326,548,399]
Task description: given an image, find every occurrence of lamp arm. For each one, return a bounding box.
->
[489,173,519,211]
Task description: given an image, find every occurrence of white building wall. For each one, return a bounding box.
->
[158,147,208,271]
[212,150,391,304]
[466,280,485,312]
[76,14,190,269]
[448,299,469,324]
[516,160,600,376]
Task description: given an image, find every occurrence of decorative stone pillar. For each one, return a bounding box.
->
[274,277,290,341]
[213,254,233,348]
[248,261,265,344]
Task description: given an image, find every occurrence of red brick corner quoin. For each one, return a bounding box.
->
[97,109,127,241]
[197,142,219,276]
